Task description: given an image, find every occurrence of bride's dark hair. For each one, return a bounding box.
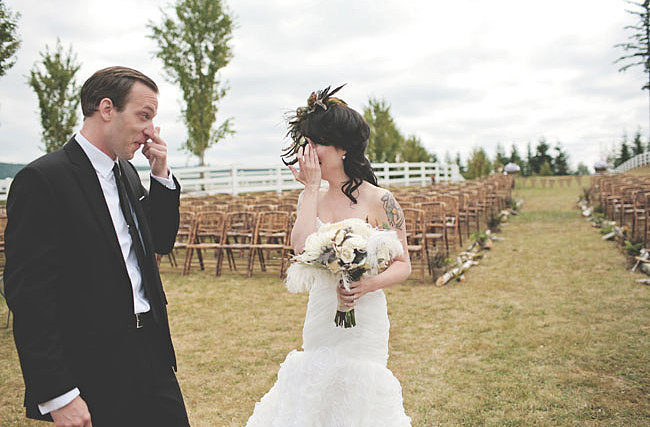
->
[282,85,379,204]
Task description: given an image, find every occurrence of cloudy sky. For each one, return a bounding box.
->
[0,0,647,171]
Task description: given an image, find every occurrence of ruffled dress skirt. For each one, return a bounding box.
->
[246,271,411,427]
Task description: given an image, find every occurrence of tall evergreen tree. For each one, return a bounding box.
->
[615,1,650,140]
[616,133,632,167]
[632,129,645,154]
[0,0,20,79]
[530,137,553,175]
[525,142,534,176]
[149,0,235,166]
[363,98,403,162]
[552,142,570,175]
[28,39,81,153]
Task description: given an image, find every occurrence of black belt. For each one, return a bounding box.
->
[128,311,154,330]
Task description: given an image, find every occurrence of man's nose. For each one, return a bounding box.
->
[144,123,155,138]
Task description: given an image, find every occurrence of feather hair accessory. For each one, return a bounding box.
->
[281,84,347,166]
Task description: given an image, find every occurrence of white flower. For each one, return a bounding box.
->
[343,235,366,252]
[303,232,333,258]
[338,245,356,264]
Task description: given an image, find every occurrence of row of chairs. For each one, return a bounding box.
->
[590,174,650,246]
[162,210,293,279]
[166,174,513,282]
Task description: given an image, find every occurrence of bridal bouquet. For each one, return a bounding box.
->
[286,218,403,328]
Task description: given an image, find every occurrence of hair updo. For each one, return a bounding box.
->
[282,85,379,204]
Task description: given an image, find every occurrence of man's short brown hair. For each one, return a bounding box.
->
[80,66,158,117]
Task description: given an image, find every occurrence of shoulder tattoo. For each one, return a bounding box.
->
[381,192,404,229]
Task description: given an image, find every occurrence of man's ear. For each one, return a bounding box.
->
[98,98,114,122]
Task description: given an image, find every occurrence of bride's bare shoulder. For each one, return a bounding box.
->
[365,185,405,230]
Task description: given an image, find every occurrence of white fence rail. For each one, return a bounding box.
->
[0,162,463,201]
[612,152,650,173]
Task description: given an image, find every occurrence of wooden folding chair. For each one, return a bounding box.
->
[217,211,257,276]
[438,194,462,251]
[182,211,226,275]
[248,211,291,278]
[402,208,426,283]
[417,201,448,269]
[157,210,196,268]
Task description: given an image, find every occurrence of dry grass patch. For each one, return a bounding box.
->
[1,177,648,425]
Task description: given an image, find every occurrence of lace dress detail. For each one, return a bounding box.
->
[246,218,411,427]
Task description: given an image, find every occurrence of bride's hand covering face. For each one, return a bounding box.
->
[288,141,321,190]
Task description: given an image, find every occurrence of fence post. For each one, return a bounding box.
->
[276,166,282,194]
[231,164,239,196]
[420,162,427,186]
[403,162,410,186]
[383,162,390,186]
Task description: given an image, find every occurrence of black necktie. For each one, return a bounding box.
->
[112,162,153,308]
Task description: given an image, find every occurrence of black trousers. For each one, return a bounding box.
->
[83,318,189,427]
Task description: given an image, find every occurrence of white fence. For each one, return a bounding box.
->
[0,162,463,201]
[612,152,650,173]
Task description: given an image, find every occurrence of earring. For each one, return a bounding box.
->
[342,155,346,160]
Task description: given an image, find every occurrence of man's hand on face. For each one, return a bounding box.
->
[142,126,169,179]
[50,396,92,427]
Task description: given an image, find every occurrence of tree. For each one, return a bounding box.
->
[632,129,645,154]
[615,1,650,140]
[0,0,20,78]
[464,147,492,179]
[552,142,570,175]
[576,162,590,175]
[530,138,553,175]
[399,135,434,162]
[149,0,235,166]
[524,142,534,176]
[493,143,508,173]
[28,39,81,153]
[618,136,632,167]
[508,143,527,174]
[539,160,553,176]
[454,152,465,175]
[363,98,403,162]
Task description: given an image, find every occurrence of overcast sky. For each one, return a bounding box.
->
[0,0,647,171]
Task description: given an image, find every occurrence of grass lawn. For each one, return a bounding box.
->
[1,177,649,426]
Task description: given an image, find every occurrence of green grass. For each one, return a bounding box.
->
[1,177,649,426]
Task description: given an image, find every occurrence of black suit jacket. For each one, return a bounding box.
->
[4,137,181,420]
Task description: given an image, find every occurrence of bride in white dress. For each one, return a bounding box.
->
[247,86,411,426]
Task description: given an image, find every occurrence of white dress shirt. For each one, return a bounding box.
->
[38,132,176,415]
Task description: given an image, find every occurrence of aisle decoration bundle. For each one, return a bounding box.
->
[285,218,403,327]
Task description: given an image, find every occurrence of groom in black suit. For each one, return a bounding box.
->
[5,67,189,426]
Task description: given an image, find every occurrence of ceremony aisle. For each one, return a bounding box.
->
[0,176,648,425]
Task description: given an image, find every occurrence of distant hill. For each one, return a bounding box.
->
[0,163,26,179]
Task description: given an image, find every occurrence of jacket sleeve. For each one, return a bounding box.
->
[4,166,77,406]
[146,173,181,254]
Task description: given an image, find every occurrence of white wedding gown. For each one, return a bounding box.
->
[246,220,411,427]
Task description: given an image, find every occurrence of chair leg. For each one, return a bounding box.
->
[197,248,205,271]
[182,247,194,275]
[247,248,255,278]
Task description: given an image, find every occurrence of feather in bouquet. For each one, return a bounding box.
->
[285,218,403,328]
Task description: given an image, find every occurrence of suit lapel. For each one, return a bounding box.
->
[63,138,126,267]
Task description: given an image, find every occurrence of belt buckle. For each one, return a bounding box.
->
[135,313,143,329]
